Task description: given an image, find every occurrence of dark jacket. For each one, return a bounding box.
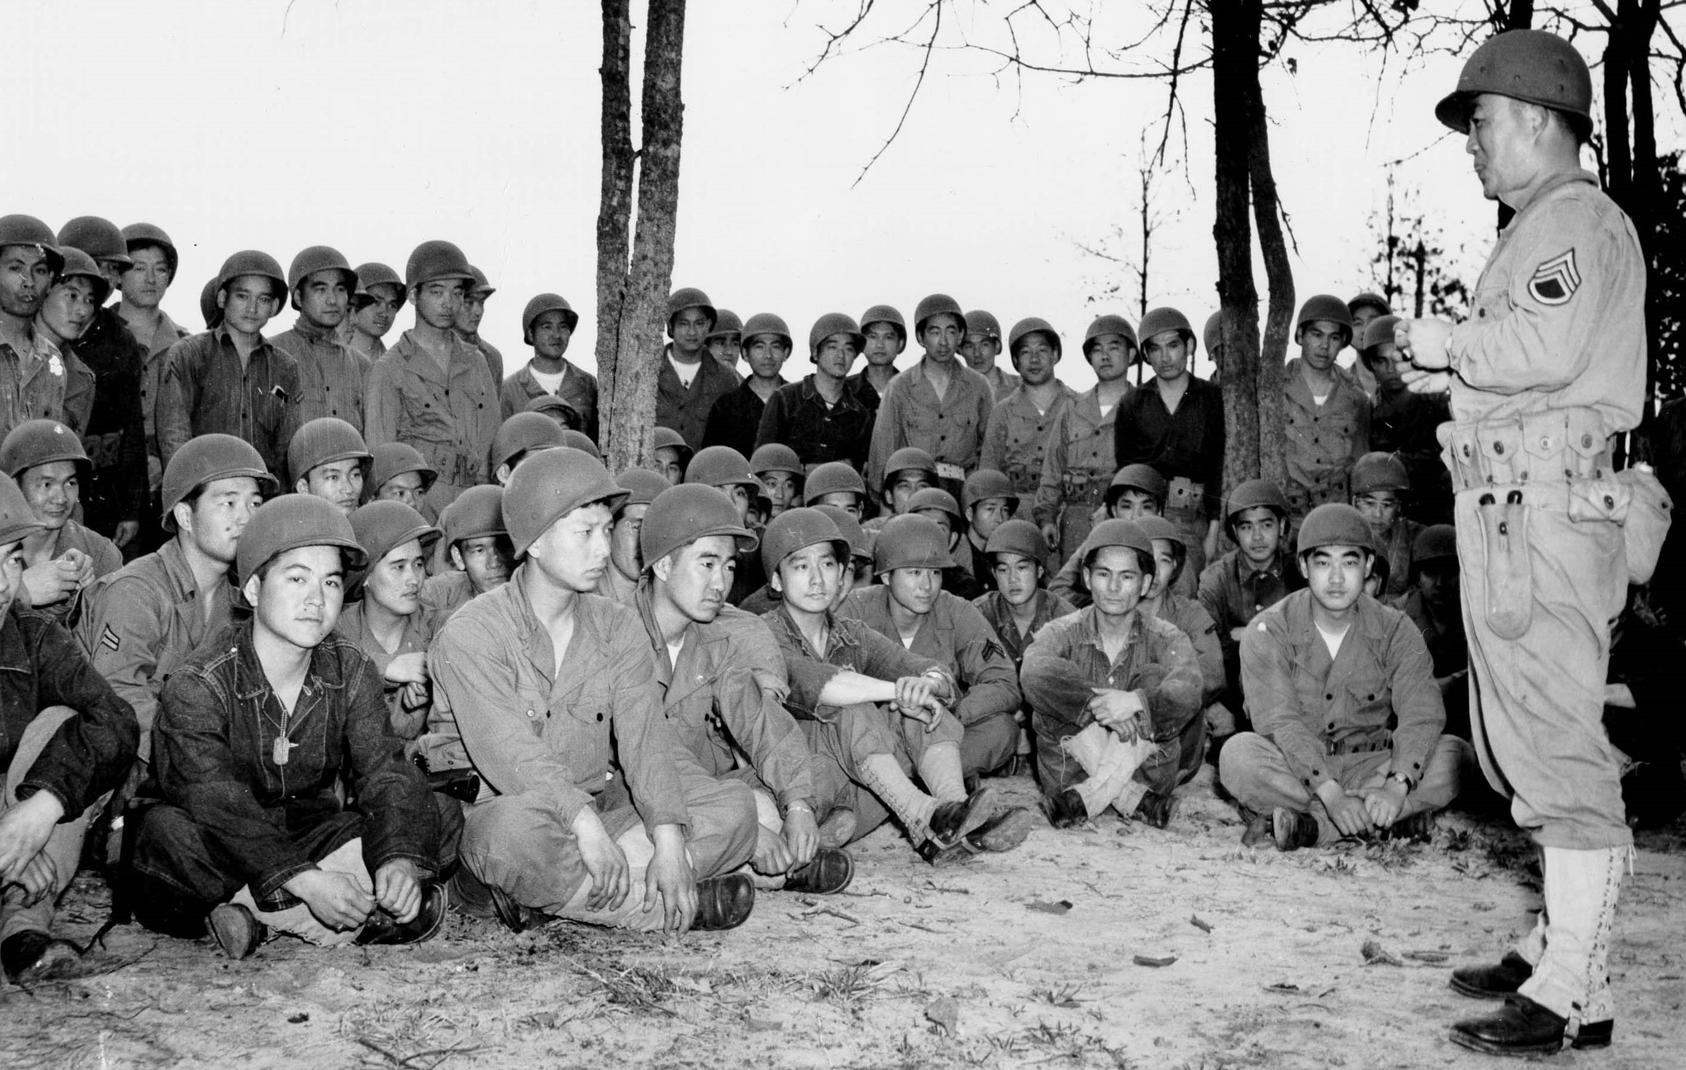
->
[3,604,138,821]
[1113,375,1225,516]
[151,620,439,908]
[68,306,150,531]
[755,375,875,472]
[704,378,782,459]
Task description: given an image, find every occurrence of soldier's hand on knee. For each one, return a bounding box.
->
[374,860,423,923]
[10,852,58,907]
[573,809,631,912]
[783,804,820,870]
[1087,689,1145,740]
[0,792,63,889]
[644,829,696,933]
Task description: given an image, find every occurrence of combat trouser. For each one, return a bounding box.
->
[1,708,105,944]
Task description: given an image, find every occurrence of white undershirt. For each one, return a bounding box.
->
[669,354,699,388]
[1315,620,1349,659]
[530,365,565,393]
[1312,392,1329,406]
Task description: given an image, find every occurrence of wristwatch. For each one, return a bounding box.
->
[1386,771,1415,792]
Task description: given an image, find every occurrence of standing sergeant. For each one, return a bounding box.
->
[1021,519,1203,830]
[979,317,1074,520]
[501,294,598,438]
[131,495,450,958]
[1035,315,1135,564]
[704,313,790,458]
[1399,31,1648,1055]
[847,304,905,410]
[426,449,759,933]
[635,485,854,892]
[760,508,1028,865]
[364,241,500,511]
[53,217,148,548]
[453,266,503,386]
[343,502,441,741]
[1283,294,1370,522]
[0,470,137,984]
[1114,307,1225,590]
[961,310,1020,401]
[1219,504,1469,850]
[755,313,874,472]
[272,247,366,430]
[158,251,303,479]
[287,418,370,518]
[346,262,404,364]
[3,421,122,624]
[79,435,270,775]
[657,288,741,453]
[841,514,1021,783]
[865,294,994,500]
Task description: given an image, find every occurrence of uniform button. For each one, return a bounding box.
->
[1325,693,1333,701]
[1328,721,1336,730]
[596,712,604,722]
[1582,434,1593,448]
[1494,441,1505,455]
[525,708,535,718]
[1604,495,1614,508]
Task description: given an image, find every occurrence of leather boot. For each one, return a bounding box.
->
[1450,995,1613,1055]
[355,883,450,946]
[693,873,755,931]
[206,904,266,960]
[1271,807,1320,851]
[1042,788,1087,830]
[1450,952,1534,999]
[783,848,854,895]
[962,807,1037,852]
[928,785,1003,847]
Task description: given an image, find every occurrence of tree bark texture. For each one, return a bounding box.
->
[1244,33,1291,495]
[595,0,637,469]
[598,0,688,474]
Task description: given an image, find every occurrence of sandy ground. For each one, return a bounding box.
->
[4,768,1683,1070]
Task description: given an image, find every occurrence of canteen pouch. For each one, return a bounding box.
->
[1477,493,1533,640]
[1585,468,1671,583]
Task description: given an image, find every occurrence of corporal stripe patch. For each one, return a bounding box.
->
[1528,249,1581,306]
[100,624,121,652]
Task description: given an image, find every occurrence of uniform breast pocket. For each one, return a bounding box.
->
[1345,672,1392,728]
[399,385,452,443]
[905,404,939,438]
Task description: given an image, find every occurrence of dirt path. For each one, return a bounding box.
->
[6,769,1683,1069]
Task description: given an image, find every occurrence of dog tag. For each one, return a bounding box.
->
[273,735,295,766]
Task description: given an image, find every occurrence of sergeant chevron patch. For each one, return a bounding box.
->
[1528,249,1581,306]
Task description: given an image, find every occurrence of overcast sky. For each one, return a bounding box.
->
[8,0,1649,388]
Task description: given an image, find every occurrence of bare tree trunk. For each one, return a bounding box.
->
[598,0,688,473]
[595,0,636,467]
[1210,0,1265,492]
[1243,0,1291,494]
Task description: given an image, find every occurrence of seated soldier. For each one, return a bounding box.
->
[524,394,584,431]
[1349,452,1420,600]
[1021,520,1203,830]
[906,486,982,601]
[78,436,273,858]
[802,461,868,521]
[750,443,803,521]
[1396,524,1468,739]
[739,503,872,616]
[366,441,439,519]
[426,448,758,933]
[131,495,452,958]
[651,427,693,486]
[489,411,566,487]
[1219,504,1471,850]
[419,485,512,624]
[1048,463,1167,605]
[1136,516,1225,781]
[841,514,1020,782]
[1,421,123,624]
[343,502,442,741]
[635,484,853,893]
[864,446,937,534]
[1197,478,1305,742]
[760,508,1029,866]
[595,469,671,604]
[955,469,1019,596]
[287,417,370,519]
[0,472,138,984]
[972,517,1076,776]
[683,445,766,604]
